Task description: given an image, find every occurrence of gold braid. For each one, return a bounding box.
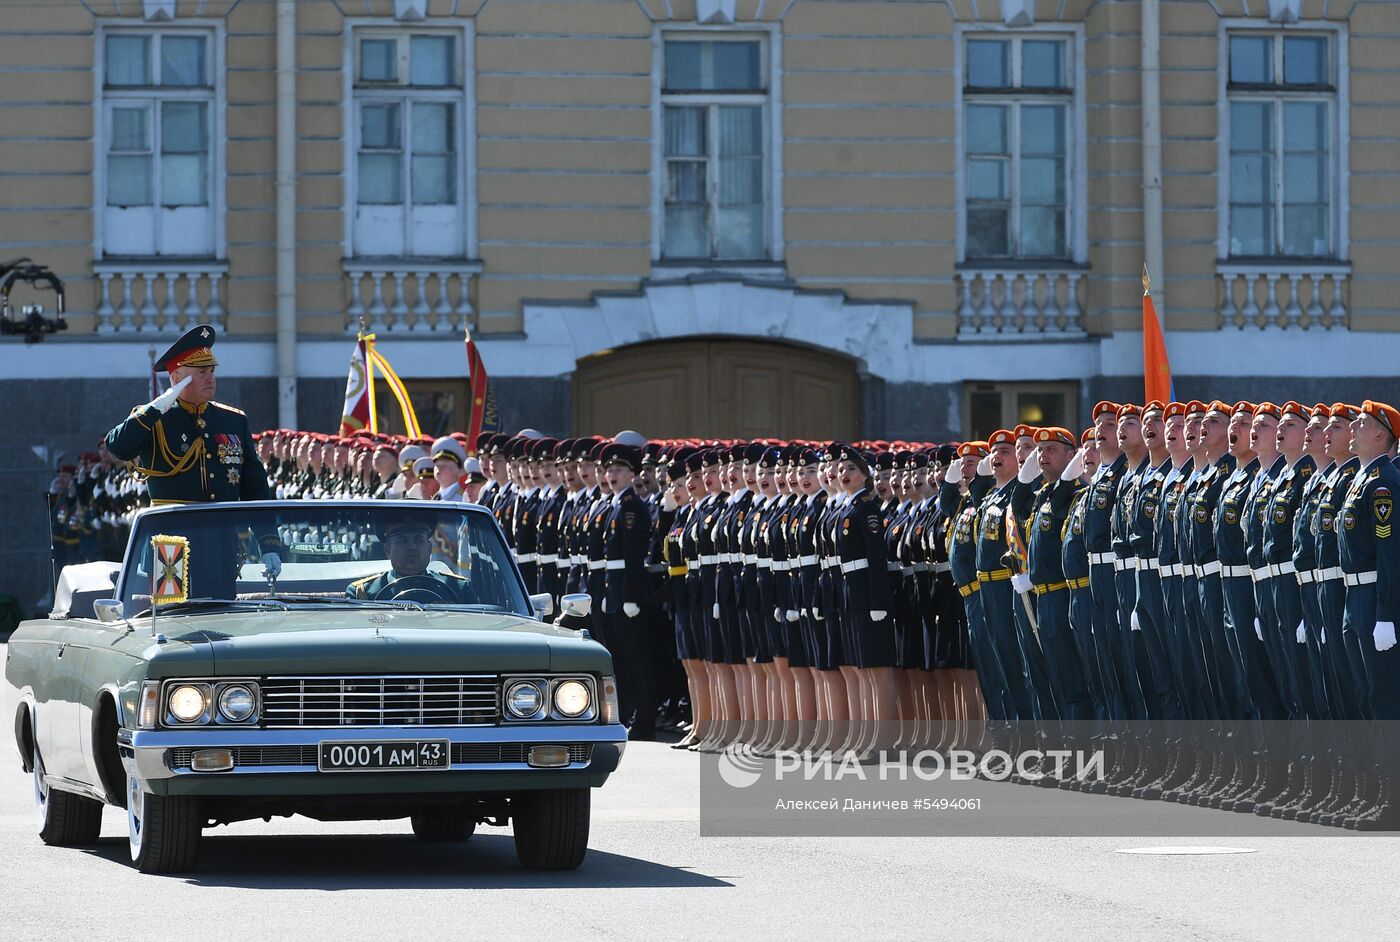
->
[135,420,206,479]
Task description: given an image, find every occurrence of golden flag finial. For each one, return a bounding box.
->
[1142,263,1151,297]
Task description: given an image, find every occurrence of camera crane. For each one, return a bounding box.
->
[1,257,67,343]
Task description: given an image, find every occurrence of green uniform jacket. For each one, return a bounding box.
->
[347,568,475,601]
[105,399,271,504]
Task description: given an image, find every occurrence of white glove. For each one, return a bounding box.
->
[813,608,824,621]
[1296,620,1307,645]
[261,551,281,578]
[800,608,810,619]
[662,492,678,512]
[1130,609,1141,632]
[943,462,961,485]
[1017,458,1040,485]
[1375,621,1397,653]
[786,610,800,623]
[774,608,783,622]
[870,610,887,622]
[976,455,994,477]
[713,603,720,619]
[1320,625,1327,645]
[1062,448,1086,482]
[1254,617,1262,642]
[1011,572,1032,594]
[147,375,192,413]
[623,602,639,618]
[602,597,609,614]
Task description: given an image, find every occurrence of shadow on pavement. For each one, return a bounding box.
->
[82,832,732,890]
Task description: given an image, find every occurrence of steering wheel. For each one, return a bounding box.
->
[372,575,458,603]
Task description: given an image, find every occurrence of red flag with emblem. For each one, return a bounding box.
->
[464,324,489,455]
[1143,268,1174,403]
[340,333,372,436]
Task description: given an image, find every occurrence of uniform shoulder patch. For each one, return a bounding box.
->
[209,400,247,416]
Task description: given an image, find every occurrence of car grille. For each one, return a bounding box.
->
[259,675,501,727]
[167,743,592,769]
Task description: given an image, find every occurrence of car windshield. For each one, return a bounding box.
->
[118,503,529,617]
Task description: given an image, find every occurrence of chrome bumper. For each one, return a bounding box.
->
[119,723,628,782]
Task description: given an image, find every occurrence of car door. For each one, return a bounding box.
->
[65,618,143,790]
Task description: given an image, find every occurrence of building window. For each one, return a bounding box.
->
[350,29,467,258]
[100,29,217,258]
[660,37,770,260]
[961,34,1074,261]
[1226,31,1336,258]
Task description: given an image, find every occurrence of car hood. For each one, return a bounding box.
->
[138,609,611,677]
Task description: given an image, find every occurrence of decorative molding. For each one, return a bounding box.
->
[1267,0,1302,24]
[394,0,428,22]
[696,0,738,24]
[142,0,176,21]
[1002,0,1035,28]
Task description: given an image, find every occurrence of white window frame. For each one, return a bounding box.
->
[1217,19,1348,261]
[342,19,477,261]
[651,23,784,264]
[954,23,1087,265]
[93,21,226,260]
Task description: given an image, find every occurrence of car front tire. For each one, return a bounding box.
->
[34,744,103,847]
[410,808,476,842]
[512,788,590,871]
[127,773,202,873]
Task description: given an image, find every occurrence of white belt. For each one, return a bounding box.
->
[913,562,931,573]
[537,553,558,565]
[1221,564,1252,578]
[646,563,665,574]
[555,559,571,570]
[571,554,586,566]
[1296,569,1316,585]
[771,561,788,572]
[699,555,719,565]
[604,559,626,570]
[744,554,759,565]
[1269,561,1296,578]
[933,561,952,574]
[840,559,869,574]
[900,566,915,576]
[757,558,772,569]
[1346,571,1378,586]
[1251,566,1273,581]
[820,557,839,570]
[1317,566,1343,582]
[1113,558,1130,572]
[587,560,606,571]
[1199,561,1222,576]
[887,562,902,573]
[515,553,538,564]
[798,554,819,566]
[687,561,700,571]
[1089,552,1115,566]
[727,553,743,564]
[1160,563,1178,577]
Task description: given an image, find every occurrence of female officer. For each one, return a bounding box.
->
[833,444,897,757]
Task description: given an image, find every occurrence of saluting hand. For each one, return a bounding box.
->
[870,610,887,622]
[148,375,192,413]
[623,602,639,618]
[1375,620,1397,653]
[976,455,994,477]
[1062,448,1086,482]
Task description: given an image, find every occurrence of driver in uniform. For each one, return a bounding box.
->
[347,519,475,602]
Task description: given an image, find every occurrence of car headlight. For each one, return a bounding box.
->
[553,679,591,718]
[217,684,257,723]
[167,684,209,724]
[506,681,544,719]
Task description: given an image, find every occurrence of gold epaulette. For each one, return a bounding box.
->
[210,400,246,416]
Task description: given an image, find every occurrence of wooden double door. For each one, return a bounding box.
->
[572,339,859,440]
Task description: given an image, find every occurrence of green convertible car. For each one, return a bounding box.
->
[6,500,625,873]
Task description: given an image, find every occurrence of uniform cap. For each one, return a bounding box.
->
[1143,400,1166,417]
[612,429,648,448]
[1309,403,1331,419]
[1185,400,1207,417]
[600,442,642,472]
[1116,403,1142,420]
[1013,424,1037,440]
[641,442,663,467]
[398,444,428,469]
[1280,401,1310,420]
[1330,402,1360,421]
[987,429,1016,448]
[758,447,784,470]
[874,451,897,472]
[833,443,871,477]
[532,438,560,461]
[1231,400,1257,416]
[1252,401,1281,419]
[1081,428,1096,445]
[412,456,436,479]
[155,323,219,372]
[1163,402,1187,419]
[1205,400,1233,417]
[463,456,486,482]
[1363,400,1400,437]
[742,442,767,464]
[957,441,990,458]
[1033,427,1075,447]
[431,436,466,466]
[1091,401,1120,420]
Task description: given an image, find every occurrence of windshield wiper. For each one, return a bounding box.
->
[271,594,426,611]
[135,597,290,618]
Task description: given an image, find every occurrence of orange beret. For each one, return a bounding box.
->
[1116,403,1142,419]
[1253,402,1281,419]
[1363,400,1400,437]
[1185,400,1207,417]
[1232,400,1257,416]
[957,441,990,458]
[988,429,1016,448]
[1013,424,1037,440]
[1310,403,1331,419]
[1033,427,1076,447]
[1143,400,1166,416]
[1331,402,1360,421]
[1081,428,1097,445]
[1280,401,1310,420]
[1164,402,1187,419]
[1205,400,1232,416]
[1091,401,1120,420]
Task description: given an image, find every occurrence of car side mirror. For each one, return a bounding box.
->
[529,593,554,619]
[560,593,591,619]
[94,599,124,623]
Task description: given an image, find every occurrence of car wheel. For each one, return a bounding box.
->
[33,743,103,847]
[127,772,202,874]
[410,808,476,842]
[512,788,590,871]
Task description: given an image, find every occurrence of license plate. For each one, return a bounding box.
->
[318,740,450,772]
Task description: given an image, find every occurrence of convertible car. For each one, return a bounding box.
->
[6,500,624,873]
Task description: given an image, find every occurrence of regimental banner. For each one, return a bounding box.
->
[151,534,190,605]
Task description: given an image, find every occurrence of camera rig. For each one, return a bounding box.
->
[1,257,67,344]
